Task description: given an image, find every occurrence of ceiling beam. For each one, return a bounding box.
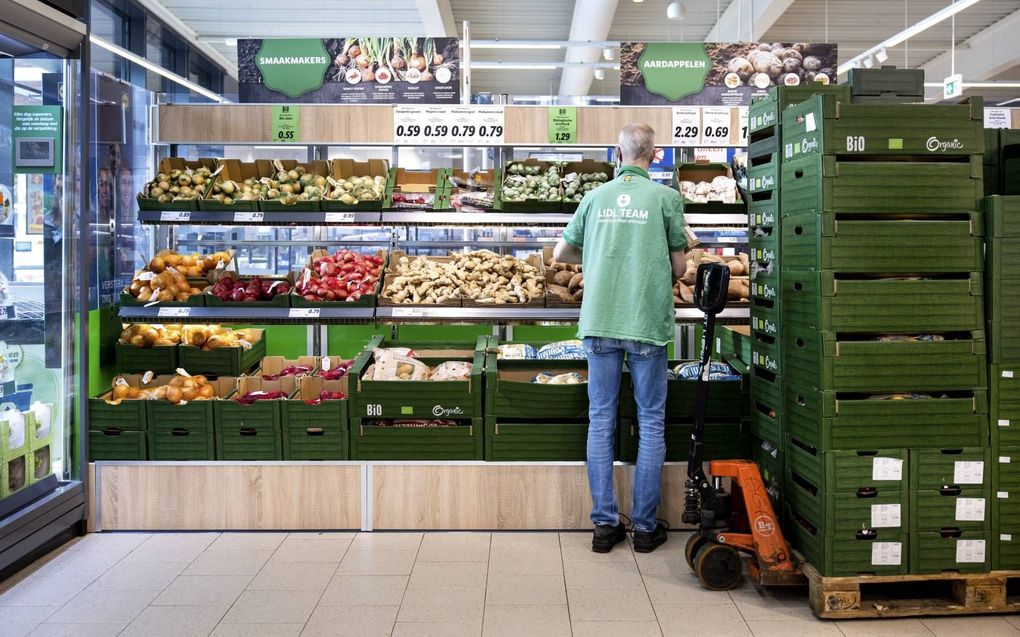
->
[920,6,1020,97]
[557,0,620,99]
[705,0,796,42]
[415,0,456,37]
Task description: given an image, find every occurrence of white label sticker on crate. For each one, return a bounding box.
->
[955,497,986,522]
[871,542,902,566]
[1003,370,1015,378]
[805,112,816,132]
[954,461,985,485]
[1002,534,1013,542]
[1001,456,1011,464]
[156,307,191,318]
[324,212,356,223]
[234,212,265,223]
[998,491,1009,499]
[288,308,321,319]
[1000,419,1011,427]
[956,539,986,563]
[872,457,903,482]
[870,504,901,528]
[160,211,191,222]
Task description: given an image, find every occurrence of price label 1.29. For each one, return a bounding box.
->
[701,107,734,147]
[394,106,505,146]
[671,107,701,146]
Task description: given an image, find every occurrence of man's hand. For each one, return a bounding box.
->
[670,251,688,280]
[554,239,583,264]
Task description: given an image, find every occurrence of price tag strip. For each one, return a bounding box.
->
[288,308,321,319]
[157,307,191,318]
[234,212,265,223]
[394,106,505,146]
[324,212,357,223]
[160,211,191,222]
[672,106,749,148]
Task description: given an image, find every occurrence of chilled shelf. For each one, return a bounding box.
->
[137,210,382,226]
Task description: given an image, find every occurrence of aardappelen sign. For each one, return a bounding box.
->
[620,42,838,106]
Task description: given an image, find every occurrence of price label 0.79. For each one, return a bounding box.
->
[394,106,505,146]
[701,107,734,147]
[671,107,702,146]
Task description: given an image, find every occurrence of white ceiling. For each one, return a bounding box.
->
[155,0,1020,101]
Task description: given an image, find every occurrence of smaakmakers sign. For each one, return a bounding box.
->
[254,39,331,99]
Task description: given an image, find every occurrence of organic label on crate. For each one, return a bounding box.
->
[157,307,191,318]
[672,107,701,146]
[394,106,506,146]
[324,212,357,223]
[1000,419,1011,427]
[1002,456,1012,464]
[998,491,1009,499]
[871,542,901,566]
[956,539,985,563]
[1002,534,1013,542]
[872,457,903,482]
[1003,370,1015,378]
[234,212,265,223]
[288,308,321,319]
[752,317,778,336]
[954,461,984,484]
[955,497,986,522]
[870,504,901,528]
[160,211,191,222]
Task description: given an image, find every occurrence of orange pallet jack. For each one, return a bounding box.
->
[681,263,805,591]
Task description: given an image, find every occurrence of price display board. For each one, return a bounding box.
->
[700,107,734,147]
[548,107,577,144]
[271,105,300,142]
[393,106,505,145]
[671,107,701,146]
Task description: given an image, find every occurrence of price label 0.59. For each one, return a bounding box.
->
[701,107,734,147]
[394,106,505,146]
[671,107,702,146]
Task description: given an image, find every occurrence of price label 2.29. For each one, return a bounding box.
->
[701,107,733,147]
[671,107,701,146]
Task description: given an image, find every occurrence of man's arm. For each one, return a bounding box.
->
[670,250,687,280]
[553,239,583,264]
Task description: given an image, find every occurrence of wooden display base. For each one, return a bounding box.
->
[804,560,1020,619]
[88,462,690,532]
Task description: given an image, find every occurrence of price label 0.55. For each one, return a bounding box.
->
[394,106,505,146]
[701,107,734,147]
[671,107,702,146]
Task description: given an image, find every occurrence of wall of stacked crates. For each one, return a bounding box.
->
[746,69,1006,576]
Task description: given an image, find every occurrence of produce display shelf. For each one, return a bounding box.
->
[137,210,382,226]
[118,306,376,323]
[379,212,574,227]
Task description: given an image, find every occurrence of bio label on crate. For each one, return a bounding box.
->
[956,539,985,563]
[870,504,901,528]
[872,457,903,482]
[871,542,901,566]
[954,461,984,484]
[955,497,986,522]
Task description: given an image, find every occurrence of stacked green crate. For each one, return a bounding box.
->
[1003,131,1020,196]
[747,85,852,504]
[779,94,988,576]
[985,195,1020,569]
[846,66,924,104]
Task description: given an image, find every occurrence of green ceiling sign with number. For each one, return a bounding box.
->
[637,43,711,102]
[255,39,331,98]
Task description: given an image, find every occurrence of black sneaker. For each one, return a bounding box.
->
[632,523,668,553]
[592,522,627,553]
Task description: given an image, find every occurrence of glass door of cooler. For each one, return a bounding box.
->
[0,22,87,576]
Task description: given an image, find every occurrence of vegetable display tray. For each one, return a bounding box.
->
[785,440,909,495]
[784,325,988,393]
[89,429,147,461]
[281,399,348,460]
[983,195,1020,238]
[782,95,984,160]
[991,365,1020,448]
[785,466,909,533]
[137,196,196,212]
[617,419,748,463]
[619,359,747,421]
[484,418,589,461]
[782,270,985,333]
[781,211,984,273]
[214,400,283,460]
[147,401,217,461]
[119,288,207,308]
[320,199,383,212]
[785,383,988,451]
[350,418,483,460]
[115,343,178,374]
[909,530,991,574]
[88,396,148,433]
[781,153,985,216]
[485,359,589,420]
[785,505,909,577]
[178,338,266,377]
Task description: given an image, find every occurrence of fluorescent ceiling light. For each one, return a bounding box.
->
[603,47,614,61]
[472,63,558,70]
[14,65,47,83]
[667,1,685,20]
[90,34,228,103]
[594,68,606,80]
[837,0,984,75]
[224,38,237,47]
[471,42,562,49]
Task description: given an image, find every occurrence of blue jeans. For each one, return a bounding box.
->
[583,336,668,533]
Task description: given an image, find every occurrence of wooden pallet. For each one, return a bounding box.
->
[804,561,1020,619]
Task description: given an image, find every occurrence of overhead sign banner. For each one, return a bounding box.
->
[620,42,838,106]
[239,37,460,104]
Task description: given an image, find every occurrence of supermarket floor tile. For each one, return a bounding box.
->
[4,530,1020,636]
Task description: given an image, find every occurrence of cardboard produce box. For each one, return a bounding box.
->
[259,159,330,212]
[137,157,218,211]
[322,159,389,211]
[675,162,744,214]
[200,159,275,211]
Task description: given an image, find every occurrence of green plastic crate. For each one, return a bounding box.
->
[1004,130,1020,196]
[214,398,283,461]
[148,405,217,460]
[617,420,748,463]
[985,239,1020,364]
[749,85,852,137]
[351,336,486,421]
[115,343,178,374]
[178,332,266,377]
[88,374,173,435]
[992,365,1020,448]
[281,375,349,460]
[785,466,908,533]
[785,382,987,451]
[992,527,1020,570]
[89,428,147,460]
[749,199,779,237]
[749,228,778,255]
[750,384,782,448]
[782,211,983,273]
[847,66,924,98]
[752,436,784,502]
[748,135,779,162]
[781,153,984,216]
[784,325,987,393]
[910,529,991,574]
[782,95,983,160]
[485,418,588,461]
[620,360,746,421]
[748,243,779,276]
[994,451,1020,550]
[715,326,752,372]
[782,271,984,333]
[748,153,780,195]
[350,417,483,460]
[1,452,30,498]
[487,360,589,420]
[910,448,991,531]
[984,196,1020,238]
[785,437,908,494]
[785,505,908,576]
[750,331,780,376]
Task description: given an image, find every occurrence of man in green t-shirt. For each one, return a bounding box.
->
[554,124,688,554]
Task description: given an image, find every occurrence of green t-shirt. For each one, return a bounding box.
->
[562,165,687,346]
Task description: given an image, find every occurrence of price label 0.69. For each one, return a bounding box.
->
[394,106,505,146]
[701,107,734,147]
[671,107,702,146]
